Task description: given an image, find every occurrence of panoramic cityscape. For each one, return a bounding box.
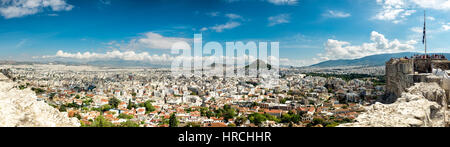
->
[0,0,449,129]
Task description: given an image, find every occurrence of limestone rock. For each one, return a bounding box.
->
[0,81,80,127]
[407,82,447,106]
[339,83,448,127]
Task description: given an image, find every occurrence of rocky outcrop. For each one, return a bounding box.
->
[340,83,448,127]
[0,80,80,127]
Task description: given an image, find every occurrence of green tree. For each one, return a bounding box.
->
[185,122,201,127]
[101,104,112,112]
[280,113,292,123]
[144,101,155,113]
[59,105,67,112]
[138,100,155,113]
[169,113,179,127]
[73,113,82,120]
[280,111,301,123]
[312,118,325,125]
[248,113,267,126]
[49,93,56,100]
[235,116,247,126]
[82,98,93,106]
[18,85,27,90]
[199,107,214,118]
[118,113,134,119]
[109,97,121,108]
[279,98,287,104]
[86,115,115,127]
[217,105,237,121]
[325,122,339,127]
[185,107,192,113]
[31,87,45,94]
[120,120,140,127]
[127,99,136,109]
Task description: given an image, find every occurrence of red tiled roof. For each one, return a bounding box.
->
[205,123,228,127]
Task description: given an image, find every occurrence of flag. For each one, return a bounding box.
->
[423,11,426,45]
[423,21,426,44]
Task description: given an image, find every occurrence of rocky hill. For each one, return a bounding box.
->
[0,75,80,127]
[339,82,448,127]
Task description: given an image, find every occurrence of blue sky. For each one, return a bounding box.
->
[1,0,450,66]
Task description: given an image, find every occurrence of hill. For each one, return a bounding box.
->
[310,52,450,67]
[245,59,272,70]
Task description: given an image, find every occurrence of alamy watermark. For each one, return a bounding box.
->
[170,34,280,88]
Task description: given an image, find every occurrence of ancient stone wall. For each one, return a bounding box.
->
[431,60,450,71]
[386,58,450,104]
[414,59,432,73]
[385,58,414,102]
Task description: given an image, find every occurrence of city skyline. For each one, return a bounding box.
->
[1,0,450,66]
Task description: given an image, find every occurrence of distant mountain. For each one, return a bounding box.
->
[86,60,170,68]
[310,52,450,67]
[245,59,272,70]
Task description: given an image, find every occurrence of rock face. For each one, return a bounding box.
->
[340,83,448,127]
[0,81,80,127]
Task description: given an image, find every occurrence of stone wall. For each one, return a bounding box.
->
[385,58,414,102]
[385,58,450,104]
[432,60,450,71]
[414,59,432,73]
[413,59,450,73]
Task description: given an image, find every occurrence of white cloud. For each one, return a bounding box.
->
[323,10,351,18]
[223,0,240,3]
[442,23,450,31]
[0,0,73,19]
[410,27,423,33]
[318,31,417,61]
[267,0,298,5]
[200,27,208,32]
[136,32,190,50]
[15,39,27,48]
[200,13,244,32]
[374,0,450,23]
[225,13,242,20]
[44,50,174,63]
[210,21,241,32]
[374,0,416,23]
[268,13,290,26]
[225,0,299,6]
[206,12,220,17]
[410,0,450,10]
[99,0,111,5]
[104,32,191,50]
[43,50,282,67]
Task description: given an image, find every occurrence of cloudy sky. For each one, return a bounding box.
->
[1,0,450,66]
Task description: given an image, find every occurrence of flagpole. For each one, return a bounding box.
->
[424,10,427,56]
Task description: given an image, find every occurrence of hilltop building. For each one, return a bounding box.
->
[385,54,450,104]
